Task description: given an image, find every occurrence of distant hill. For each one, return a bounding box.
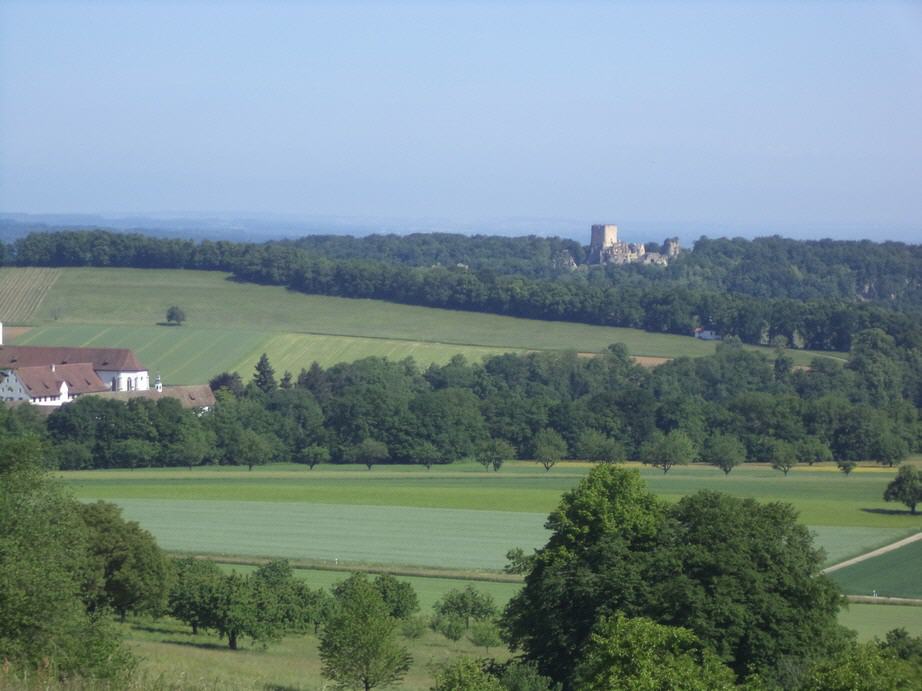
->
[3,228,921,353]
[0,267,838,384]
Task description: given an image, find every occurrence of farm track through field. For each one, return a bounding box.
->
[0,267,61,323]
[823,531,922,574]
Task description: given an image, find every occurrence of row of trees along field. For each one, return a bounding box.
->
[5,229,922,351]
[5,438,922,689]
[7,335,919,477]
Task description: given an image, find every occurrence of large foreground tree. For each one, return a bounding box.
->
[502,465,845,687]
[0,436,134,681]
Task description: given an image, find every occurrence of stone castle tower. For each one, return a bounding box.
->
[586,223,678,266]
[664,237,680,257]
[588,224,619,263]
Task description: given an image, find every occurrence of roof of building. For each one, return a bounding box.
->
[0,345,146,372]
[90,384,216,409]
[12,363,110,397]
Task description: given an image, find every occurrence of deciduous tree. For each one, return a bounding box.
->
[169,557,222,634]
[476,438,515,472]
[79,501,172,621]
[296,444,329,469]
[321,574,412,691]
[0,437,134,681]
[884,465,922,515]
[434,586,498,629]
[572,614,735,690]
[641,430,696,474]
[701,433,746,475]
[533,428,567,472]
[166,305,186,326]
[373,574,419,620]
[769,439,798,476]
[502,465,844,685]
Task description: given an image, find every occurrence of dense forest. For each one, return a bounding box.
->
[5,334,917,473]
[280,232,922,309]
[5,229,922,352]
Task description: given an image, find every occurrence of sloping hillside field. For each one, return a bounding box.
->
[4,267,843,382]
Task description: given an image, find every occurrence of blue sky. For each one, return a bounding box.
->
[1,1,921,240]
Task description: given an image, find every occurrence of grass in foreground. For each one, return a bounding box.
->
[124,615,507,691]
[115,600,922,691]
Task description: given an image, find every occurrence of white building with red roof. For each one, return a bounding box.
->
[1,362,112,406]
[0,329,150,406]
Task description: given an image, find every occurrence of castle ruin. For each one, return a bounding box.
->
[587,224,679,266]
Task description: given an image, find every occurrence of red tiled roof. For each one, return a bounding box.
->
[14,363,110,397]
[0,346,145,371]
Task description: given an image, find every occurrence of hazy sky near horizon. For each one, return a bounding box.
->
[1,1,921,239]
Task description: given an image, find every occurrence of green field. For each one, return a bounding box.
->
[117,604,922,691]
[64,462,920,570]
[2,266,844,382]
[122,617,509,691]
[0,267,62,322]
[104,498,549,570]
[57,461,922,689]
[830,539,922,599]
[13,323,516,384]
[838,604,922,641]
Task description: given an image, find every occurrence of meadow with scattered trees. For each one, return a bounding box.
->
[4,433,922,689]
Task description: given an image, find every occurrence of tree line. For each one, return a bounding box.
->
[2,333,918,477]
[5,229,922,351]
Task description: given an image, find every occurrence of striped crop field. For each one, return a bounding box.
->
[108,498,549,571]
[0,267,843,369]
[13,323,525,383]
[0,267,61,323]
[13,323,272,384]
[244,331,521,376]
[64,462,918,570]
[830,539,922,599]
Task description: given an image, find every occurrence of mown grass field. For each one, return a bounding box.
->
[64,462,921,570]
[3,267,843,382]
[122,616,509,691]
[838,604,922,641]
[0,267,61,322]
[830,539,922,599]
[13,323,515,384]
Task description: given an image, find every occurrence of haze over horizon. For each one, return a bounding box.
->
[2,1,921,243]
